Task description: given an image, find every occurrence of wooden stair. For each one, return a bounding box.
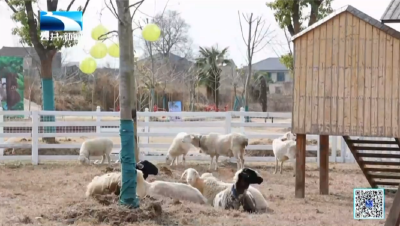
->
[343,136,400,189]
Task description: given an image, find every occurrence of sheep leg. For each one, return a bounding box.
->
[209,156,214,171]
[234,153,241,170]
[99,155,105,164]
[106,154,111,166]
[239,152,245,169]
[214,155,219,171]
[170,157,175,166]
[292,159,296,177]
[182,154,186,167]
[273,158,278,174]
[280,156,289,174]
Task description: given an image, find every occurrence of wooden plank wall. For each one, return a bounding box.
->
[292,12,400,137]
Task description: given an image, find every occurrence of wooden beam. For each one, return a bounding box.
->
[295,134,306,198]
[385,183,400,226]
[319,135,329,195]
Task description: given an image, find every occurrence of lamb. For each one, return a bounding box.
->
[213,168,263,213]
[78,138,114,166]
[191,132,248,171]
[136,169,207,204]
[181,168,230,205]
[181,168,267,212]
[272,132,297,176]
[165,132,200,167]
[85,172,121,197]
[85,160,158,197]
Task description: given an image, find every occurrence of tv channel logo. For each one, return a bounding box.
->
[39,11,82,31]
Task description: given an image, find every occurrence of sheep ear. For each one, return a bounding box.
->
[137,163,144,169]
[281,138,287,141]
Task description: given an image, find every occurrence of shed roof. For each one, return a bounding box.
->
[292,5,400,41]
[381,0,400,23]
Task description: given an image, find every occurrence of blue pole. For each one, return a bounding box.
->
[41,78,55,133]
[119,119,139,208]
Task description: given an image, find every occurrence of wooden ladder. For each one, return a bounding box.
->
[342,136,400,189]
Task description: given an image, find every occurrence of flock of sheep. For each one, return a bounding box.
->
[77,131,298,213]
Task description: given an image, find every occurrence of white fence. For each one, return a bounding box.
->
[0,107,357,165]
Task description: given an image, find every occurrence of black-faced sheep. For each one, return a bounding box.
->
[272,132,297,176]
[213,168,263,213]
[78,138,113,165]
[136,160,159,179]
[85,160,158,197]
[181,168,267,212]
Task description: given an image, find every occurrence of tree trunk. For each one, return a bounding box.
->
[116,0,139,208]
[128,14,139,163]
[260,76,267,112]
[215,88,219,110]
[206,86,212,100]
[40,54,56,143]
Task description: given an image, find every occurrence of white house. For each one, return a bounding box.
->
[251,57,292,94]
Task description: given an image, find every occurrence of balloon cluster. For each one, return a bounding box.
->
[79,24,120,74]
[79,23,161,74]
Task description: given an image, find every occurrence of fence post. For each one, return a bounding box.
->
[225,111,231,134]
[31,111,39,165]
[331,136,337,162]
[96,106,101,134]
[341,137,347,163]
[0,107,3,156]
[239,107,245,134]
[316,136,320,167]
[144,108,149,144]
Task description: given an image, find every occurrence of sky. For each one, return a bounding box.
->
[0,0,399,68]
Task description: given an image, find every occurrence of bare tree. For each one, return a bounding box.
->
[136,60,181,109]
[238,12,274,113]
[182,66,201,111]
[109,0,144,208]
[151,10,191,57]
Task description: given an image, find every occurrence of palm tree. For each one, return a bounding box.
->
[195,46,231,109]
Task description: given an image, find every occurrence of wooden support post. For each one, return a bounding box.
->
[295,134,306,198]
[385,184,400,226]
[385,191,400,226]
[319,135,329,195]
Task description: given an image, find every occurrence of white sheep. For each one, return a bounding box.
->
[213,168,263,212]
[272,132,297,176]
[136,169,207,204]
[78,138,114,166]
[85,172,121,197]
[165,132,200,167]
[181,168,230,205]
[181,168,267,212]
[191,132,248,171]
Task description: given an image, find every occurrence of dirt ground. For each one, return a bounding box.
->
[0,161,391,226]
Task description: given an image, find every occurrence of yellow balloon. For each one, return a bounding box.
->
[80,57,97,74]
[108,43,119,58]
[91,24,108,41]
[142,23,161,42]
[90,42,108,59]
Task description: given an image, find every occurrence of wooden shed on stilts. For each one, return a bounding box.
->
[291,2,400,225]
